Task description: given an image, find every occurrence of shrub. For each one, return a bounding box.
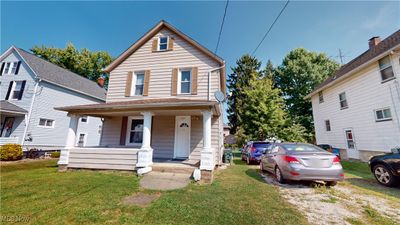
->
[0,144,23,161]
[51,151,61,158]
[26,148,40,159]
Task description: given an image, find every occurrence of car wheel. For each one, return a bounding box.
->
[275,166,285,184]
[373,164,397,187]
[326,181,337,187]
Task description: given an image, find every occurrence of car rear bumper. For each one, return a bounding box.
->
[282,165,344,181]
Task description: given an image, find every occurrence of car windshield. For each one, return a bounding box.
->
[253,143,270,148]
[282,144,325,152]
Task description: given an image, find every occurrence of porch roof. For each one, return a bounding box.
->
[55,98,221,116]
[0,100,28,115]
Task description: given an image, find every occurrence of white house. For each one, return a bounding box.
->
[306,30,400,161]
[0,46,105,151]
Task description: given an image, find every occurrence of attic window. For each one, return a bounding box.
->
[379,56,394,82]
[318,91,324,103]
[158,37,168,51]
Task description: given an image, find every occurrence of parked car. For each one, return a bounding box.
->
[241,141,271,165]
[260,142,344,186]
[368,148,400,187]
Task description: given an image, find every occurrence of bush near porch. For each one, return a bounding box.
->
[1,159,307,225]
[0,144,23,161]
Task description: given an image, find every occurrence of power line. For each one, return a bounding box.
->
[251,0,290,55]
[215,0,229,54]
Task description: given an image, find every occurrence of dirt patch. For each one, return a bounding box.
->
[259,171,400,225]
[122,192,161,207]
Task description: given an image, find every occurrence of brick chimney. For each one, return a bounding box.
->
[97,77,105,88]
[368,36,381,49]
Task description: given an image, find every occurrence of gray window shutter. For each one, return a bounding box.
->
[15,61,21,74]
[0,62,4,75]
[120,116,128,145]
[18,81,26,100]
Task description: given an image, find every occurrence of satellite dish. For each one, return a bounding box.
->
[214,91,225,102]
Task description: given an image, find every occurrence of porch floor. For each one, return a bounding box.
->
[152,158,199,174]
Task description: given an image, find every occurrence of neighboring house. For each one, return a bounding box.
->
[56,20,226,182]
[306,30,400,161]
[0,46,105,150]
[223,123,230,137]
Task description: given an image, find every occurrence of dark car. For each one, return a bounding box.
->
[241,141,271,164]
[368,148,400,187]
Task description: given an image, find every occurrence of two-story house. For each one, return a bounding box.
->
[0,46,105,151]
[56,21,226,181]
[306,30,400,161]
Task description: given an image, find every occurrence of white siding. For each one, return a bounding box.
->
[312,53,400,156]
[26,81,103,148]
[106,28,221,102]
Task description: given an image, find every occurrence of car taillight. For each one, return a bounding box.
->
[283,155,300,164]
[251,147,256,152]
[333,156,341,165]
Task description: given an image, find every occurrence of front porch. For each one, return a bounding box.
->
[0,100,28,145]
[56,99,223,180]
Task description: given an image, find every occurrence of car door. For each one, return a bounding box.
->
[261,144,273,169]
[265,145,279,172]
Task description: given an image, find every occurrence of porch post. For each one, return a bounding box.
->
[136,111,154,175]
[200,110,214,170]
[58,113,78,168]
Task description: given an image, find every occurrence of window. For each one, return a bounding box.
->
[80,116,88,123]
[375,108,392,122]
[158,37,168,51]
[10,62,18,74]
[11,81,24,100]
[134,73,144,95]
[379,56,395,82]
[128,119,143,144]
[2,62,19,75]
[38,118,54,128]
[318,91,324,103]
[179,69,191,94]
[325,120,331,131]
[3,62,11,74]
[339,92,348,109]
[77,133,86,147]
[345,130,355,149]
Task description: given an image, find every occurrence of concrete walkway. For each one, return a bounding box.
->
[140,172,191,190]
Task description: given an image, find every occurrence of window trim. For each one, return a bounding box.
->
[178,68,192,94]
[10,81,23,100]
[374,107,392,122]
[125,116,144,146]
[339,92,348,109]
[37,118,55,128]
[158,36,169,51]
[379,56,395,83]
[133,72,145,96]
[325,120,331,131]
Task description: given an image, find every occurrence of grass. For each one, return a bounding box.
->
[1,159,307,225]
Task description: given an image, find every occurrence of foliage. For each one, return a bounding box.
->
[51,151,61,158]
[274,48,340,139]
[26,148,40,159]
[31,43,113,86]
[0,144,23,161]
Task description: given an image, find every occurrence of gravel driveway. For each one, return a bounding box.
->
[258,169,400,225]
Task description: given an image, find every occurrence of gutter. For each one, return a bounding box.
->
[305,44,400,99]
[22,78,40,146]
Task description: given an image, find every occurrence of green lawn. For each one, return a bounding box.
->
[1,159,307,225]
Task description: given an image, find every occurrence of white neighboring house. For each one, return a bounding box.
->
[0,46,105,151]
[306,30,400,161]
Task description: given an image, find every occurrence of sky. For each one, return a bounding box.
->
[1,0,400,122]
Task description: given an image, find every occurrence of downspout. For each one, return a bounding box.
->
[207,64,226,101]
[22,78,41,146]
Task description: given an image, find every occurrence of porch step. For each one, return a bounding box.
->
[152,162,197,175]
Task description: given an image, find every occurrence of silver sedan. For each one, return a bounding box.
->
[260,143,344,186]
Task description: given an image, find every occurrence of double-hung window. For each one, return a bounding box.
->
[339,92,348,109]
[11,81,24,100]
[38,118,55,128]
[318,91,324,103]
[158,37,168,51]
[179,69,191,94]
[375,108,392,122]
[128,119,143,145]
[4,62,12,74]
[134,73,144,95]
[379,56,395,82]
[325,120,331,131]
[2,61,20,75]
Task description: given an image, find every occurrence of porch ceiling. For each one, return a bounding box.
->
[55,98,221,117]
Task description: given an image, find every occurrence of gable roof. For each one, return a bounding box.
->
[307,29,400,98]
[103,20,225,73]
[1,46,106,101]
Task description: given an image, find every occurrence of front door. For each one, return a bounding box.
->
[1,117,15,137]
[174,116,191,158]
[345,129,359,159]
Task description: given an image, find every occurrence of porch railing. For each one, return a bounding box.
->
[0,137,19,145]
